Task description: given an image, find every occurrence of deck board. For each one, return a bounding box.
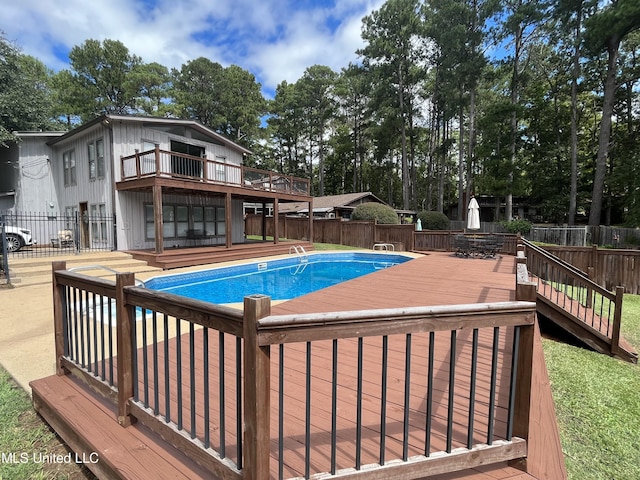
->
[32,252,566,480]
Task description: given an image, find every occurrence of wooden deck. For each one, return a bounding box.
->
[31,252,566,480]
[126,240,314,269]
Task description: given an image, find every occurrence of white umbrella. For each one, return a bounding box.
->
[467,197,480,231]
[416,218,422,231]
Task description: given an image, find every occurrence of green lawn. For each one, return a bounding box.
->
[542,293,640,479]
[0,368,94,479]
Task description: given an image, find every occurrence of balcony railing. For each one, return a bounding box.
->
[120,147,310,196]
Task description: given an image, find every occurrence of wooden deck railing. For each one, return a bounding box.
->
[120,146,310,196]
[52,261,537,480]
[521,238,624,355]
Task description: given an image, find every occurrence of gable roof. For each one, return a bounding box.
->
[278,192,388,214]
[47,114,253,156]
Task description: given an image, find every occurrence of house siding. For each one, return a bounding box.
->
[10,117,280,254]
[110,122,244,183]
[109,122,246,250]
[117,192,245,250]
[0,137,58,212]
[52,123,114,217]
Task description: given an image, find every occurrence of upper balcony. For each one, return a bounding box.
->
[119,147,310,197]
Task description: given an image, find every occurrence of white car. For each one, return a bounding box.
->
[3,226,36,252]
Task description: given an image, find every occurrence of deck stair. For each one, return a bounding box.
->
[3,252,162,287]
[522,239,637,363]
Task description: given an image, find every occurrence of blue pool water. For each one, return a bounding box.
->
[145,252,411,304]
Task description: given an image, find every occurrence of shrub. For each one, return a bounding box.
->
[352,203,399,224]
[500,219,532,234]
[417,211,450,230]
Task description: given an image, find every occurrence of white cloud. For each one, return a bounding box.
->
[2,0,384,94]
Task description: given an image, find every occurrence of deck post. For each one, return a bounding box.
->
[116,272,136,427]
[243,295,271,480]
[52,261,67,376]
[225,192,233,248]
[510,319,535,473]
[586,266,595,309]
[134,149,141,178]
[153,184,164,254]
[308,198,314,243]
[611,286,624,355]
[273,199,279,244]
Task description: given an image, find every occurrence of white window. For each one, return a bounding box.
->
[88,138,105,179]
[63,150,76,186]
[145,204,226,239]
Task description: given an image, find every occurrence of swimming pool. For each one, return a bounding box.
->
[145,252,411,304]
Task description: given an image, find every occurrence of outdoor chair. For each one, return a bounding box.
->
[453,235,470,257]
[51,230,74,248]
[483,235,504,258]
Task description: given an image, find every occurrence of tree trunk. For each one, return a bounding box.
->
[588,36,620,226]
[458,101,465,221]
[398,62,409,210]
[569,7,582,225]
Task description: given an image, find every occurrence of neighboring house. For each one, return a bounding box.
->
[1,115,312,258]
[447,194,543,223]
[277,192,413,221]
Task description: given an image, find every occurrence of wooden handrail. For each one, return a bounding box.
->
[120,148,310,195]
[256,301,536,345]
[523,238,615,301]
[124,285,244,337]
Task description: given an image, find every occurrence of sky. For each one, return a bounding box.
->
[2,0,385,98]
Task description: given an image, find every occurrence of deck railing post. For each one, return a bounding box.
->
[243,295,271,480]
[52,261,67,376]
[510,320,535,472]
[586,266,595,309]
[116,272,136,427]
[611,286,624,355]
[154,144,161,175]
[134,149,141,178]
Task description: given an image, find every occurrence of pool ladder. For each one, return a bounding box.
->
[289,245,308,263]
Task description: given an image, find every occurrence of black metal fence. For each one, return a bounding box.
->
[1,211,116,259]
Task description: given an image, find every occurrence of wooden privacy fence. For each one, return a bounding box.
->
[51,261,537,480]
[246,215,416,250]
[246,216,520,254]
[247,214,635,294]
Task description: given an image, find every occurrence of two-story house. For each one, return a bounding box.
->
[1,115,313,266]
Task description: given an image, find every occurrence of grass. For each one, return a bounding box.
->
[0,368,94,479]
[542,293,640,479]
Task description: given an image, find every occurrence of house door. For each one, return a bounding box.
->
[170,140,205,178]
[79,202,90,248]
